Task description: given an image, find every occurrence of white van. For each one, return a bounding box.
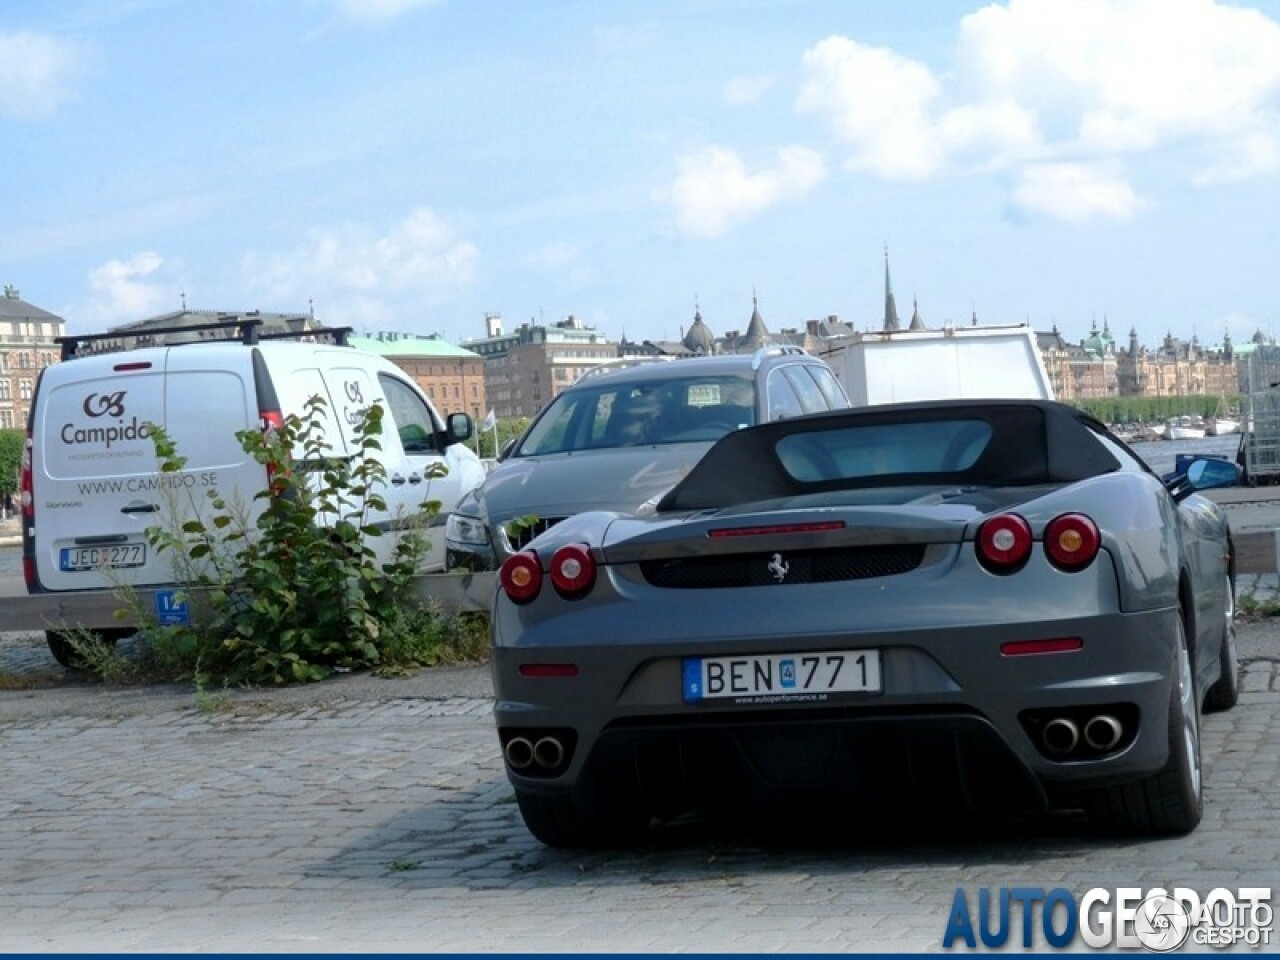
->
[20,319,484,664]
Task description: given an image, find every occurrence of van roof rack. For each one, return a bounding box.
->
[57,318,353,361]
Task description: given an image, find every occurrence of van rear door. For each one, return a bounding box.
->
[30,348,263,591]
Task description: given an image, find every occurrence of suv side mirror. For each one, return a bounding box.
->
[497,438,516,462]
[446,411,473,445]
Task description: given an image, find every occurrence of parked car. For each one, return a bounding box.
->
[21,318,484,667]
[444,346,850,571]
[489,399,1241,847]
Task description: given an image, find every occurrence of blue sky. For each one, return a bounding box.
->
[3,0,1279,351]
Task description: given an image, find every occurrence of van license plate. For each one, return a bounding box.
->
[59,544,147,572]
[683,648,881,702]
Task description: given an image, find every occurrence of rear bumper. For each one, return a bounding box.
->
[493,604,1180,813]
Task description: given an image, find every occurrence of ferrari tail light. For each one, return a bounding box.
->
[549,544,596,598]
[1044,513,1100,571]
[976,513,1033,573]
[500,550,543,603]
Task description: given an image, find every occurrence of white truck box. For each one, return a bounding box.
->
[817,325,1054,406]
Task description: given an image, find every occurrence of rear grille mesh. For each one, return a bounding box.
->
[640,544,927,589]
[508,516,567,551]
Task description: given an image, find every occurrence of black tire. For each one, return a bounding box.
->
[45,628,125,670]
[1204,574,1240,713]
[514,788,649,849]
[1089,617,1203,835]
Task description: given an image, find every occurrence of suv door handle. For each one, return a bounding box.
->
[407,472,422,485]
[121,503,159,514]
[390,473,406,485]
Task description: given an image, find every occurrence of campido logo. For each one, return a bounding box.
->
[61,391,151,450]
[943,886,1273,951]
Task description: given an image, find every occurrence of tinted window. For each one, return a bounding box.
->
[379,374,440,454]
[806,364,848,409]
[517,374,757,455]
[776,420,993,483]
[765,369,806,420]
[780,364,830,414]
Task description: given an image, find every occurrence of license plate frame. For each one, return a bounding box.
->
[683,648,882,703]
[59,543,148,572]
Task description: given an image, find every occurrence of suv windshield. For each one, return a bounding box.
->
[517,374,757,455]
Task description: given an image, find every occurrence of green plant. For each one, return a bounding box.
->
[0,427,21,502]
[143,396,446,686]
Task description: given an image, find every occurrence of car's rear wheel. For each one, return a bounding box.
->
[1089,616,1203,835]
[1204,574,1239,713]
[514,789,649,849]
[45,628,127,670]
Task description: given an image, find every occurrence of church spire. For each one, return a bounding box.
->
[883,246,901,332]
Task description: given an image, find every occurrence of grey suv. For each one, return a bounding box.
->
[444,346,849,570]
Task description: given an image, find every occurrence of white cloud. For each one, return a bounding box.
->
[244,207,478,317]
[724,74,777,106]
[658,146,827,238]
[792,1,1280,219]
[84,252,175,325]
[1012,163,1144,222]
[1193,131,1280,184]
[958,0,1280,159]
[797,36,943,180]
[0,30,93,120]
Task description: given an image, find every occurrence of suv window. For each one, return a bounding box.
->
[518,374,758,455]
[780,364,831,414]
[765,368,807,420]
[379,373,440,453]
[807,365,847,409]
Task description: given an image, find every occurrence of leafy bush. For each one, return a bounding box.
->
[128,396,472,686]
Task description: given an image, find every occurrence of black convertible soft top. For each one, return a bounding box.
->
[657,399,1122,512]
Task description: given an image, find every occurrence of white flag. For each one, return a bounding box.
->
[481,409,496,431]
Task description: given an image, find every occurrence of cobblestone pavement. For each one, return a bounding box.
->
[0,627,1278,952]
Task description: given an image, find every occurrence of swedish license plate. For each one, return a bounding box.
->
[59,543,147,572]
[683,648,881,703]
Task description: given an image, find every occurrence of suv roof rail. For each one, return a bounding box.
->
[57,319,352,360]
[573,355,677,384]
[749,343,807,370]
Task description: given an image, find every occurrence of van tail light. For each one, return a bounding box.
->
[259,408,287,492]
[19,432,33,521]
[500,551,544,603]
[20,431,35,589]
[549,544,596,598]
[1044,513,1100,571]
[976,513,1033,573]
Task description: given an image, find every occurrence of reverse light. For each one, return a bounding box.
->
[500,551,543,603]
[549,544,596,598]
[1044,513,1101,571]
[976,513,1033,573]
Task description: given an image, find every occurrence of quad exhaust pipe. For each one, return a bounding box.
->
[503,734,567,772]
[533,736,565,770]
[1083,714,1123,752]
[1040,713,1126,757]
[1041,717,1080,755]
[504,736,535,770]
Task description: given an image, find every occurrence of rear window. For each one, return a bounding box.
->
[776,420,994,483]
